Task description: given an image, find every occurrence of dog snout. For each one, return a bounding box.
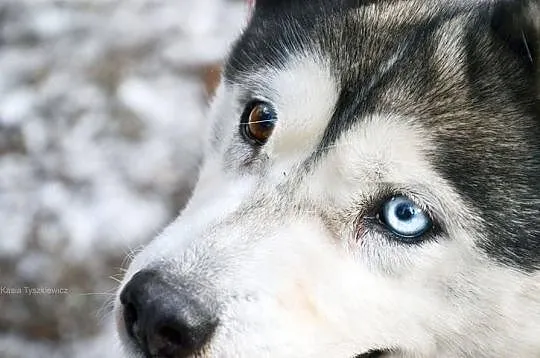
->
[120,269,218,358]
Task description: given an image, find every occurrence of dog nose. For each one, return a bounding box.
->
[120,270,218,358]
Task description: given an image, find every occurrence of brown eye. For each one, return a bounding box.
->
[240,101,277,145]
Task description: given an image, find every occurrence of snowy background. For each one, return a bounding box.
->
[0,0,246,357]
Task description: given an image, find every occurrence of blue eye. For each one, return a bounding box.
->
[379,196,432,240]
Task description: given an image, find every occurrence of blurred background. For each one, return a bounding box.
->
[0,0,247,356]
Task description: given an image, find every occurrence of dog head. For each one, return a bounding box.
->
[115,1,540,357]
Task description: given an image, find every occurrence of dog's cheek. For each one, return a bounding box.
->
[212,220,439,355]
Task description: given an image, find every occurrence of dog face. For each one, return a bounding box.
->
[115,1,540,357]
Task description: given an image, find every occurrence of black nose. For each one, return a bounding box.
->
[120,270,218,358]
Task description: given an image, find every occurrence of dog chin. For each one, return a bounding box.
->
[116,339,394,358]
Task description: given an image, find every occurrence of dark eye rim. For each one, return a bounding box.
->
[239,100,277,146]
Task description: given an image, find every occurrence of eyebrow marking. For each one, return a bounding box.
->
[305,44,409,168]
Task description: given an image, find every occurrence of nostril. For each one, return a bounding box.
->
[158,325,190,348]
[147,324,196,356]
[148,316,217,356]
[123,302,138,338]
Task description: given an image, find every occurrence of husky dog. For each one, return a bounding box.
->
[114,0,540,357]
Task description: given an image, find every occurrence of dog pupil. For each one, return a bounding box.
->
[396,203,414,221]
[258,106,274,128]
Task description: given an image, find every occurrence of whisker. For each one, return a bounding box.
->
[75,292,117,297]
[522,30,534,64]
[109,276,123,284]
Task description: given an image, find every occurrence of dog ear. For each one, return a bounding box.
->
[252,0,293,8]
[491,0,540,73]
[250,0,303,12]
